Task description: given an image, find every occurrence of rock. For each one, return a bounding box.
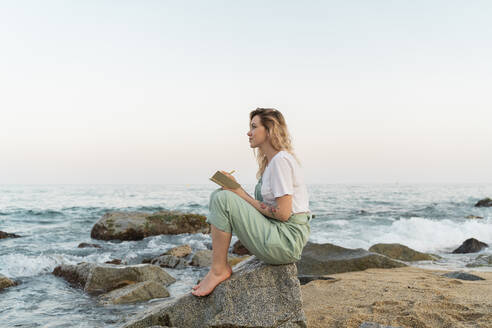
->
[189,250,250,268]
[91,211,210,241]
[105,259,123,265]
[296,242,407,276]
[163,245,192,258]
[452,238,488,254]
[0,231,21,239]
[465,215,484,220]
[53,263,176,295]
[359,323,402,328]
[466,254,492,268]
[121,256,306,328]
[0,274,17,290]
[231,240,251,255]
[151,255,188,269]
[368,243,436,261]
[78,242,102,248]
[99,281,170,305]
[441,271,485,281]
[474,197,492,207]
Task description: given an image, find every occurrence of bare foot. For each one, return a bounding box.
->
[191,265,232,296]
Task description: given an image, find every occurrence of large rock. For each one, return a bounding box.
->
[99,281,170,305]
[0,274,17,290]
[121,256,306,328]
[0,231,21,239]
[91,211,210,241]
[441,271,485,281]
[368,243,436,261]
[296,242,407,276]
[53,263,176,295]
[452,238,488,254]
[164,245,192,258]
[474,197,492,207]
[151,255,188,269]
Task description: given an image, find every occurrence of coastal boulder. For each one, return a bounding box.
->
[151,255,188,269]
[296,242,407,276]
[474,198,492,207]
[53,263,176,295]
[0,231,21,239]
[164,244,192,258]
[99,281,170,305]
[452,238,488,254]
[90,211,210,241]
[121,256,307,328]
[0,274,17,290]
[368,243,436,261]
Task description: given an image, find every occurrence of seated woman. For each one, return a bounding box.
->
[192,108,311,297]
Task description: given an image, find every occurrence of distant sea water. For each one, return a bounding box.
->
[1,184,491,327]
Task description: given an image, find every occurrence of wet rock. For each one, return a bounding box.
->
[452,238,488,254]
[163,245,191,258]
[189,250,250,267]
[441,271,485,281]
[474,198,492,207]
[296,242,407,276]
[53,263,175,295]
[0,231,21,239]
[78,243,102,248]
[121,256,307,328]
[368,243,436,261]
[231,240,251,255]
[91,211,210,241]
[151,255,188,269]
[0,274,17,290]
[105,259,123,265]
[99,281,170,305]
[466,254,492,268]
[465,215,484,220]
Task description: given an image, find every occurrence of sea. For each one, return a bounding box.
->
[1,184,491,328]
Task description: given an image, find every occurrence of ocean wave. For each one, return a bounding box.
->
[0,254,62,278]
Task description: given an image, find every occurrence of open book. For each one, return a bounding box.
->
[210,171,241,189]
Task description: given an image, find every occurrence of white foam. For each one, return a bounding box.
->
[0,253,61,278]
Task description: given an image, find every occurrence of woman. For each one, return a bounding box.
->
[192,108,311,297]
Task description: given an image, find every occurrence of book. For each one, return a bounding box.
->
[210,171,241,189]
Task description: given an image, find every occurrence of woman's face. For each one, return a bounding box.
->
[247,115,268,148]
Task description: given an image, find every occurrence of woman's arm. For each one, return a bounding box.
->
[219,171,293,222]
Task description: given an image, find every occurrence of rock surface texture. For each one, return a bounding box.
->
[0,274,17,290]
[296,242,407,276]
[368,243,436,261]
[90,211,210,241]
[99,281,170,305]
[53,263,175,295]
[452,238,489,254]
[0,231,21,239]
[474,197,492,207]
[121,256,307,328]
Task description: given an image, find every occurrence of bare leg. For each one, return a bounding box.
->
[192,225,233,296]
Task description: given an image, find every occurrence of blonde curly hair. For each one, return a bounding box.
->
[249,108,299,179]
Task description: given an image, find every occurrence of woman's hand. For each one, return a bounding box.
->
[219,171,246,197]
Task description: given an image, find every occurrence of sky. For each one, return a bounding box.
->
[1,1,491,184]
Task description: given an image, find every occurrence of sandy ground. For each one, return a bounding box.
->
[301,267,492,328]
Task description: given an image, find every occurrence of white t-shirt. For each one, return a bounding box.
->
[260,150,310,214]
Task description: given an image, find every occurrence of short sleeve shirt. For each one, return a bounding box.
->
[260,151,310,213]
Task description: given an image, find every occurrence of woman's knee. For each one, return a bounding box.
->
[210,189,235,206]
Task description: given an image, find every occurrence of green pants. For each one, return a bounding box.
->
[206,185,311,265]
